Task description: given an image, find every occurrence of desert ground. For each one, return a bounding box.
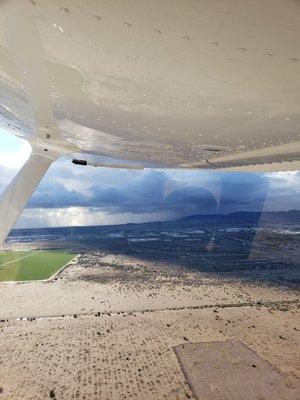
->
[0,246,299,400]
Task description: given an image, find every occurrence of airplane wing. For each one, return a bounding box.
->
[0,0,299,243]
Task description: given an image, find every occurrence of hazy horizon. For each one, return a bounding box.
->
[7,209,299,232]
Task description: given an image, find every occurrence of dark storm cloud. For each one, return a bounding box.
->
[218,173,268,212]
[1,156,299,226]
[27,169,171,212]
[26,167,217,214]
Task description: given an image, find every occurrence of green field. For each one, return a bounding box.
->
[0,250,76,282]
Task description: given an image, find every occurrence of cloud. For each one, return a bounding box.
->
[217,172,268,212]
[0,129,31,169]
[15,207,179,229]
[0,148,299,229]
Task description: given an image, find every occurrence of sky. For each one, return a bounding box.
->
[0,128,299,229]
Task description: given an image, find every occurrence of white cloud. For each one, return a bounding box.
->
[265,171,300,190]
[54,176,94,198]
[0,135,31,169]
[15,206,179,229]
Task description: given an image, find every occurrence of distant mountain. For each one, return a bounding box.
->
[10,210,300,236]
[117,210,300,231]
[180,210,300,225]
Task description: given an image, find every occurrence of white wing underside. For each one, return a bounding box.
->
[0,0,299,244]
[0,0,299,171]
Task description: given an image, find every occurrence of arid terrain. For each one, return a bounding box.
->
[0,219,299,399]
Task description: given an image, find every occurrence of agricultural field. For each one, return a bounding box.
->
[0,250,76,282]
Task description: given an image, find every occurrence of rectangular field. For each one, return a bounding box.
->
[174,340,297,400]
[0,250,76,282]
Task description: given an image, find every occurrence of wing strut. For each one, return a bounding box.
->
[0,151,55,245]
[0,0,77,245]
